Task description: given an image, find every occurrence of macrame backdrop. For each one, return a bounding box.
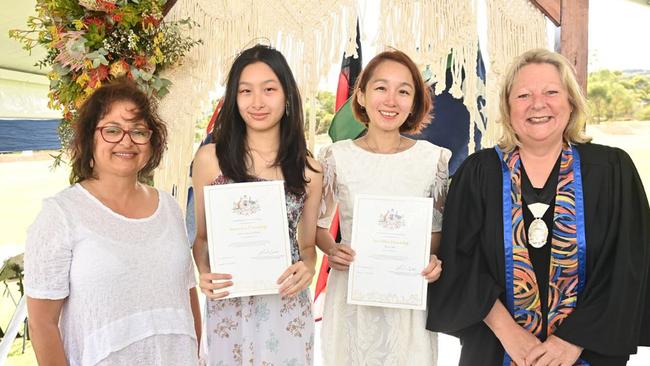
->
[154,0,548,209]
[375,0,484,153]
[155,0,358,209]
[483,0,547,147]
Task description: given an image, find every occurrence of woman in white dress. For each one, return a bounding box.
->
[317,49,450,365]
[192,44,323,365]
[24,80,200,365]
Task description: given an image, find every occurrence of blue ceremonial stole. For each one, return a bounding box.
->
[494,145,589,366]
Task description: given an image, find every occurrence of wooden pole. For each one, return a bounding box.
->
[163,0,178,17]
[531,0,589,93]
[531,0,561,26]
[559,0,589,93]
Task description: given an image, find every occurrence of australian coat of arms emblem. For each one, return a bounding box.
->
[378,208,405,230]
[232,195,260,216]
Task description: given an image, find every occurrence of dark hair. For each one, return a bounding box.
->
[351,49,432,134]
[213,44,316,194]
[70,79,168,183]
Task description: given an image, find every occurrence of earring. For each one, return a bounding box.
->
[285,101,290,117]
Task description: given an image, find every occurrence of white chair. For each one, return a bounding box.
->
[0,295,27,363]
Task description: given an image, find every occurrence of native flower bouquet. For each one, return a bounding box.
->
[9,0,200,158]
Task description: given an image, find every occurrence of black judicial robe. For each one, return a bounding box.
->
[426,143,650,366]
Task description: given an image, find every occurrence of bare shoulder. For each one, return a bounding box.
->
[194,143,216,164]
[306,156,322,179]
[193,143,220,182]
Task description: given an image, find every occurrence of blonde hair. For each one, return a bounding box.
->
[497,48,591,152]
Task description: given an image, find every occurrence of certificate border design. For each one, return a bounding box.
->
[204,180,292,298]
[347,194,433,310]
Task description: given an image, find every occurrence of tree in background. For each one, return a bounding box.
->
[588,70,650,122]
[305,91,336,134]
[588,83,611,123]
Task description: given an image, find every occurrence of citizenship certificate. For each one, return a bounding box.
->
[204,180,292,298]
[347,194,433,310]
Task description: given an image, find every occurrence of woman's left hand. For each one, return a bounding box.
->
[525,335,583,366]
[277,261,315,297]
[422,254,443,282]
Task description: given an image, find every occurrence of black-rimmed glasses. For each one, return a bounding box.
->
[95,126,153,145]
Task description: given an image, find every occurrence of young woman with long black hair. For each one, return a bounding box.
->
[192,44,322,365]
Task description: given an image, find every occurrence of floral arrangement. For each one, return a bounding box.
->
[9,0,200,157]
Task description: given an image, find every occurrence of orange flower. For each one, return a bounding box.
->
[142,15,161,28]
[109,59,129,78]
[88,64,110,88]
[134,55,148,68]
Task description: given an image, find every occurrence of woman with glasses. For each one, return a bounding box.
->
[24,80,200,365]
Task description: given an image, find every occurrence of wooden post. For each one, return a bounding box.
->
[560,0,589,93]
[531,0,589,93]
[163,0,178,17]
[531,0,561,26]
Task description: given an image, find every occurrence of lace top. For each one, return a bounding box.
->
[317,139,451,365]
[318,139,450,239]
[24,184,198,366]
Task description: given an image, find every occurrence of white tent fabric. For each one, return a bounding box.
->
[0,71,61,119]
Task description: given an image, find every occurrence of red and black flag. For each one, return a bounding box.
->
[335,20,362,111]
[313,19,362,321]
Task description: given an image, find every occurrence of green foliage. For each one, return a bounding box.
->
[8,0,200,168]
[193,97,221,142]
[638,105,650,121]
[305,91,336,134]
[588,70,650,123]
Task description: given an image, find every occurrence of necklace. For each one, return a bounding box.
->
[249,148,276,167]
[363,136,402,154]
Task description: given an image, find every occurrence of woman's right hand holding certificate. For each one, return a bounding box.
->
[199,272,233,299]
[328,244,356,271]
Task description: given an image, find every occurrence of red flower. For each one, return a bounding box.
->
[142,15,161,28]
[84,16,105,27]
[111,13,123,22]
[88,64,110,88]
[134,55,148,68]
[99,0,117,12]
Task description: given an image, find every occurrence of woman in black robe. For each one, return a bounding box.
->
[426,49,650,366]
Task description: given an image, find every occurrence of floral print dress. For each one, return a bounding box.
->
[205,175,314,366]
